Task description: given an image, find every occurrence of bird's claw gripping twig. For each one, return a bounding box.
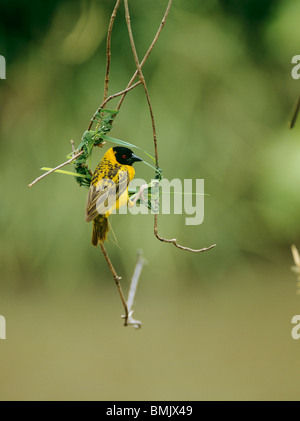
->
[129,184,148,206]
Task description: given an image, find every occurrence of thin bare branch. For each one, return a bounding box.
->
[99,242,130,324]
[122,250,146,328]
[88,0,173,129]
[28,149,84,188]
[102,81,142,108]
[154,215,216,252]
[70,139,76,155]
[289,94,300,129]
[88,81,142,131]
[117,0,173,111]
[103,0,122,103]
[124,0,159,168]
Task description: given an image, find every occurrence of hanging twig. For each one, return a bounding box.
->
[154,216,216,252]
[127,250,145,313]
[70,139,76,155]
[99,242,129,323]
[289,94,300,129]
[88,81,142,131]
[124,0,159,163]
[121,250,146,328]
[102,0,122,104]
[116,0,174,112]
[99,243,145,327]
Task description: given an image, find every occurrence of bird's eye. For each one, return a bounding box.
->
[122,154,127,159]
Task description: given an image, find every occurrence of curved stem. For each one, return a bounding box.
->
[154,215,216,253]
[102,0,122,104]
[124,0,159,169]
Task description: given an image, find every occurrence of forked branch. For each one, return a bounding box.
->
[99,243,145,327]
[29,0,216,329]
[88,81,142,131]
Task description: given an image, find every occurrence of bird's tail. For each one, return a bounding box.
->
[92,215,109,246]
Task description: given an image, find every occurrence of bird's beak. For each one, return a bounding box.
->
[130,153,143,164]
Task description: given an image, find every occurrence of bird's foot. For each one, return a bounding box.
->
[129,184,148,206]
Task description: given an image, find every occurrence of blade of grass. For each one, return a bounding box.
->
[41,167,92,178]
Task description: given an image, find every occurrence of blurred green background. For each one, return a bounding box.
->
[1,0,300,401]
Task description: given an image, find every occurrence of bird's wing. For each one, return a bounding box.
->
[85,168,130,222]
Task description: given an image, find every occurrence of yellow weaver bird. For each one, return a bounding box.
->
[85,146,143,246]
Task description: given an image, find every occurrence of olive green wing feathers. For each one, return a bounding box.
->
[85,167,130,222]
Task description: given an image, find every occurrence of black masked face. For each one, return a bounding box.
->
[113,146,142,166]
